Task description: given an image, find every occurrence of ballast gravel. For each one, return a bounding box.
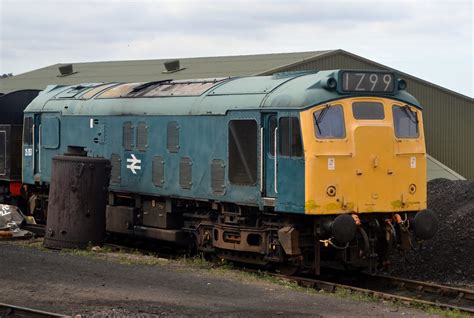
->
[389,178,474,287]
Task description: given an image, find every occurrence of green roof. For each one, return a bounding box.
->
[24,71,420,116]
[0,51,333,94]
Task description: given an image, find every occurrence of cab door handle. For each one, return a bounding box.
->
[373,156,379,168]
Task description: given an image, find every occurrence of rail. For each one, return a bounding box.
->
[244,269,474,314]
[0,302,67,317]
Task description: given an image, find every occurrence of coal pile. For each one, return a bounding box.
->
[389,178,474,287]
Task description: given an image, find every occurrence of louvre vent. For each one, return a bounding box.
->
[167,121,179,153]
[110,154,121,184]
[162,60,185,73]
[210,159,225,195]
[122,121,133,151]
[136,122,148,152]
[152,156,165,187]
[179,157,192,189]
[164,60,180,72]
[58,64,73,76]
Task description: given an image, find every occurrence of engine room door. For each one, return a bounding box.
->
[262,113,278,198]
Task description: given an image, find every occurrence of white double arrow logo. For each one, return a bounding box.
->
[126,154,142,175]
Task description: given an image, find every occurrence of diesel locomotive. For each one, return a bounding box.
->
[20,70,438,273]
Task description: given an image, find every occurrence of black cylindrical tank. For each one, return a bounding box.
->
[43,155,110,249]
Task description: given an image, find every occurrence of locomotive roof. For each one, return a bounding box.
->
[0,89,41,124]
[24,70,420,116]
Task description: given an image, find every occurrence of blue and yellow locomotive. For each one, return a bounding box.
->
[22,70,438,273]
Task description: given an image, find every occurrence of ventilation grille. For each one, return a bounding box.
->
[167,122,179,153]
[122,122,133,151]
[152,156,165,187]
[179,157,192,189]
[211,159,225,195]
[136,122,148,152]
[110,154,121,184]
[58,64,76,77]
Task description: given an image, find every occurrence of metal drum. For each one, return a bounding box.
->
[43,155,110,249]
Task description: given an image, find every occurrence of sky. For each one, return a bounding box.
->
[0,0,472,97]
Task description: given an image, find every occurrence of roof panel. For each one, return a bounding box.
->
[0,51,332,94]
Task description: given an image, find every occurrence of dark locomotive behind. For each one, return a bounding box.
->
[0,90,40,206]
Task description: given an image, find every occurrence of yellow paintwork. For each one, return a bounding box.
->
[300,97,427,215]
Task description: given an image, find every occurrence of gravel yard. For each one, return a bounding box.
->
[0,241,438,317]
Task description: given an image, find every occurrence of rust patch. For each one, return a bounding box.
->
[305,200,320,212]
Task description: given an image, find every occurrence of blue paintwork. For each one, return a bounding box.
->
[22,70,420,214]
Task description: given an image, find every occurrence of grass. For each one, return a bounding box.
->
[2,237,48,250]
[60,244,170,266]
[4,237,471,317]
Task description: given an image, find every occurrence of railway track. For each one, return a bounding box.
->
[0,302,67,317]
[245,269,474,314]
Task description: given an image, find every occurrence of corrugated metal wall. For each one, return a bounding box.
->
[280,53,474,180]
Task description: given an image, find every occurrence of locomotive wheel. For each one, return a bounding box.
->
[341,261,366,273]
[276,264,302,276]
[276,258,302,276]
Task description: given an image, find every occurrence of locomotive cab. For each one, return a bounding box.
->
[296,72,438,271]
[302,98,427,215]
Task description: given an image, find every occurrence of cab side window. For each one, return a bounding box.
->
[228,120,257,185]
[393,105,419,138]
[314,105,345,139]
[279,117,303,157]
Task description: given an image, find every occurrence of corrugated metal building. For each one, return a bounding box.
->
[1,49,472,179]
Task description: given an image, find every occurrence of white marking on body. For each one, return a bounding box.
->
[126,154,142,174]
[410,156,416,169]
[328,158,335,170]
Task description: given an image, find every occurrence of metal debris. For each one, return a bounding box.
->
[0,204,33,239]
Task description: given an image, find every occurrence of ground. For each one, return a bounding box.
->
[0,241,440,317]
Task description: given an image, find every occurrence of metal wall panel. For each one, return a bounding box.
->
[283,54,474,179]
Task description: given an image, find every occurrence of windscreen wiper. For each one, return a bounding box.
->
[402,105,418,124]
[315,104,331,134]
